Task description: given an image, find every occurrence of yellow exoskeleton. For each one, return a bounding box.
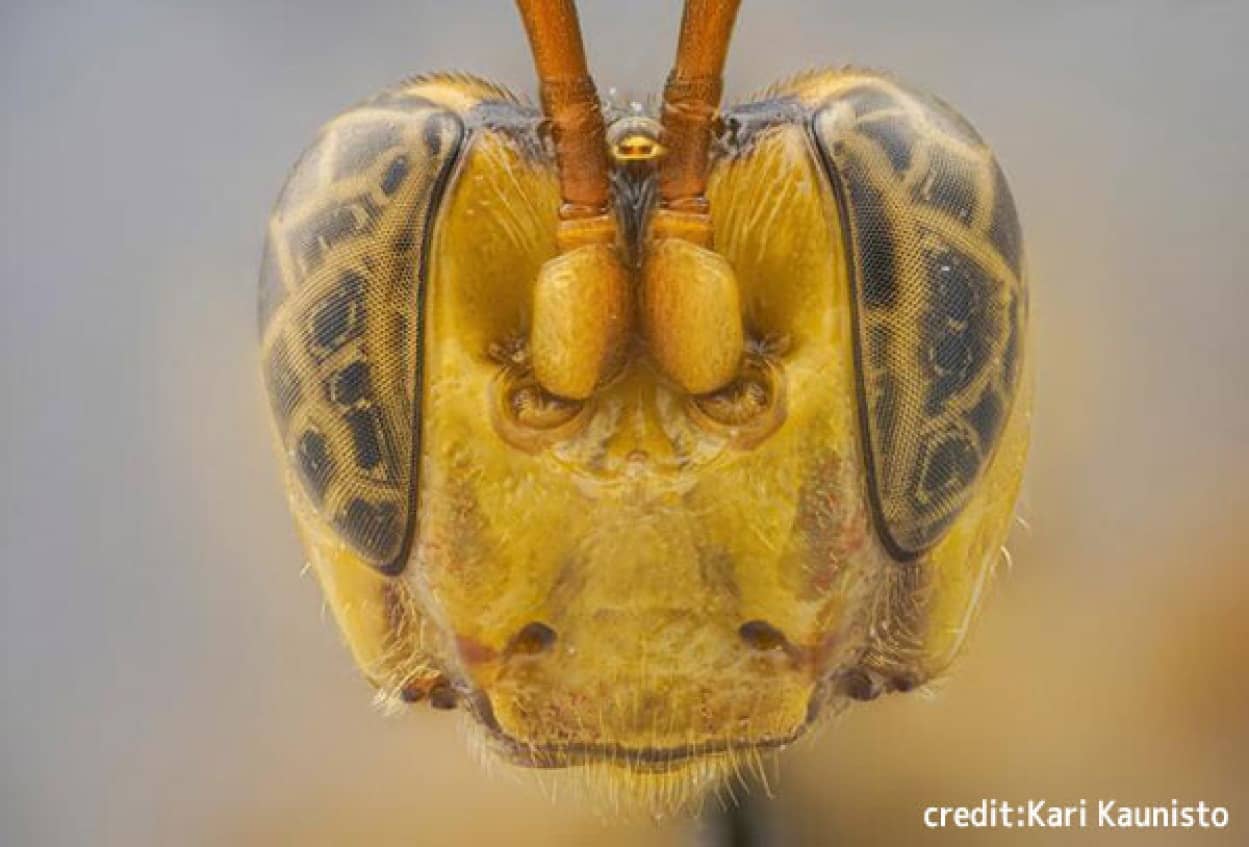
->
[258,0,1029,810]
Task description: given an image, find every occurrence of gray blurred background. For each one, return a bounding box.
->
[2,0,1247,844]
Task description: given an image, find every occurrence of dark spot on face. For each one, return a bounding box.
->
[296,429,334,504]
[857,114,917,174]
[428,683,459,710]
[343,406,384,471]
[890,673,918,693]
[328,361,371,406]
[508,622,558,656]
[841,85,900,118]
[335,497,402,565]
[915,147,979,225]
[967,389,1003,448]
[837,669,879,701]
[308,271,366,360]
[380,154,409,196]
[739,620,790,652]
[988,159,1024,274]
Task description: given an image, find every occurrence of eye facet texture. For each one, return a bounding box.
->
[807,75,1027,558]
[721,72,1027,559]
[258,79,470,574]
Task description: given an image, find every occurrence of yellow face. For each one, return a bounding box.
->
[412,119,1027,792]
[421,126,861,777]
[262,71,1029,810]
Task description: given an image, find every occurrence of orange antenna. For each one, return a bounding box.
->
[656,0,742,219]
[515,0,612,224]
[641,0,745,396]
[516,0,630,401]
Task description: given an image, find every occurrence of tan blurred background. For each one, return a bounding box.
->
[2,0,1246,844]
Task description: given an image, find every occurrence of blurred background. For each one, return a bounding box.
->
[2,0,1246,844]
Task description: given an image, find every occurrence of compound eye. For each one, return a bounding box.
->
[806,77,1028,559]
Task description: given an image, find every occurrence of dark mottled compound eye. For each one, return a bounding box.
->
[258,87,468,574]
[807,78,1027,558]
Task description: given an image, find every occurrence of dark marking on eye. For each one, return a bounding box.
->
[380,154,409,195]
[360,195,382,223]
[292,205,361,273]
[915,147,979,225]
[857,114,917,174]
[264,340,301,429]
[308,271,366,360]
[921,245,996,411]
[968,390,1003,448]
[296,429,334,504]
[1001,292,1021,391]
[841,85,899,118]
[843,152,898,308]
[927,333,974,399]
[867,324,891,368]
[336,497,401,563]
[988,159,1023,274]
[872,372,899,440]
[912,431,980,510]
[333,121,402,179]
[424,113,452,156]
[328,361,371,406]
[344,406,383,470]
[392,227,415,255]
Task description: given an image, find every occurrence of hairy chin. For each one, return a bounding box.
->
[464,722,783,819]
